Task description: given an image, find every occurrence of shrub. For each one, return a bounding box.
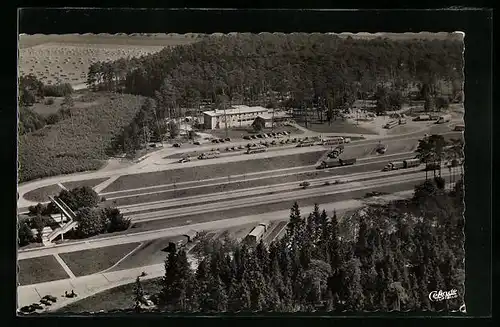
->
[56,186,99,211]
[42,83,74,97]
[18,220,34,246]
[102,207,131,233]
[44,98,55,105]
[75,207,105,238]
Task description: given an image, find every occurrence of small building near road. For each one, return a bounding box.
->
[252,114,273,129]
[203,105,268,130]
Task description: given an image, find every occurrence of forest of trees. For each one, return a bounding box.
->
[84,34,463,154]
[132,176,464,313]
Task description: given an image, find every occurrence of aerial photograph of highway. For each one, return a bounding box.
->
[17,29,465,314]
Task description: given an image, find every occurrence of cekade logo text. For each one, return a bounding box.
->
[428,289,459,302]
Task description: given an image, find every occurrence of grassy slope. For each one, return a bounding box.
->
[18,92,144,183]
[23,184,63,203]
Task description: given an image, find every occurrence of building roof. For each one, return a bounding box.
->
[203,105,268,117]
[255,114,273,121]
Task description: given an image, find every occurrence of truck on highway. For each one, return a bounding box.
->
[317,157,357,169]
[414,114,431,121]
[245,223,269,245]
[454,124,465,131]
[399,118,407,125]
[383,159,421,171]
[328,145,344,158]
[246,144,267,154]
[436,114,452,124]
[198,151,220,160]
[384,120,399,129]
[323,137,345,146]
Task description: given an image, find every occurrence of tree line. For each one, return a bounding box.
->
[87,34,463,119]
[132,177,464,313]
[18,186,130,246]
[18,74,76,135]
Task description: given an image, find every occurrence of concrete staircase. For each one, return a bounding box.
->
[42,196,78,246]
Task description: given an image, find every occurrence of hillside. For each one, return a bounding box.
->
[18,92,145,183]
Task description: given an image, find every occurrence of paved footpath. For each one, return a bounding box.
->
[18,262,165,312]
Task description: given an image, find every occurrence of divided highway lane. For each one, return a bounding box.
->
[128,170,451,224]
[129,172,451,232]
[118,162,424,216]
[104,152,415,203]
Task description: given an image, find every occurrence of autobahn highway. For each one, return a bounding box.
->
[17,128,462,209]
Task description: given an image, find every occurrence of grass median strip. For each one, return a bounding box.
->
[18,255,69,286]
[102,151,326,193]
[59,243,141,277]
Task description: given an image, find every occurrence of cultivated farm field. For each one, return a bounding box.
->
[18,33,199,87]
[18,92,145,183]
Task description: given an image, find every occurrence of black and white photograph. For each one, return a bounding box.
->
[16,11,472,315]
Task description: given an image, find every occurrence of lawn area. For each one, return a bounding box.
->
[30,97,65,116]
[299,120,377,135]
[62,177,109,190]
[109,236,184,272]
[57,277,162,313]
[102,151,326,192]
[18,92,145,183]
[23,184,63,203]
[18,255,69,286]
[59,243,141,277]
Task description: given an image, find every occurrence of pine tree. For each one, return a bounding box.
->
[286,202,304,248]
[328,210,341,271]
[228,277,252,312]
[159,249,193,310]
[133,276,144,313]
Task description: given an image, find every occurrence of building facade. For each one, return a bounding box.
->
[203,105,268,130]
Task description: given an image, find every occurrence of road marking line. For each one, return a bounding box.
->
[53,253,76,279]
[99,242,144,274]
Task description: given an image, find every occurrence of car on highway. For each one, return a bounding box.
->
[243,135,251,140]
[225,137,231,142]
[291,138,298,143]
[376,144,388,154]
[263,133,270,138]
[212,139,219,143]
[178,157,191,163]
[364,191,388,198]
[193,141,202,145]
[299,181,311,189]
[251,135,258,139]
[219,139,225,143]
[173,143,181,147]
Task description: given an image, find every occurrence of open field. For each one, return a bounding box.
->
[59,243,141,277]
[19,34,199,86]
[23,184,63,203]
[18,92,145,183]
[102,151,326,192]
[62,177,109,190]
[57,277,162,313]
[18,255,69,286]
[298,120,377,135]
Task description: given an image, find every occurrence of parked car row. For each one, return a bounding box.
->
[243,131,291,140]
[211,137,231,144]
[19,294,58,313]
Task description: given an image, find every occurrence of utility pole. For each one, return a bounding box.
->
[222,89,228,139]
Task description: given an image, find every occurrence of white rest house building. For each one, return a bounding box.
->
[203,105,269,130]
